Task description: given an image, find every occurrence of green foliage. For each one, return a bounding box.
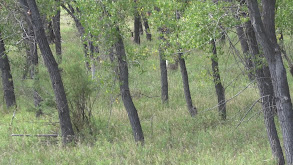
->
[276,0,293,34]
[62,61,96,138]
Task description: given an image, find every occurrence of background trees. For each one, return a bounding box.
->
[1,0,293,164]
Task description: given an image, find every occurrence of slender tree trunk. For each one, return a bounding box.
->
[211,39,226,120]
[47,20,55,44]
[236,25,255,81]
[115,27,144,143]
[52,0,62,63]
[178,52,197,117]
[244,20,284,164]
[88,35,99,79]
[134,12,140,44]
[26,0,74,144]
[139,16,143,35]
[0,32,16,108]
[142,15,151,41]
[133,0,140,44]
[159,37,168,104]
[247,0,293,163]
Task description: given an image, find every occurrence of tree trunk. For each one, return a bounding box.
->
[159,41,168,104]
[134,12,140,44]
[247,0,293,163]
[47,20,55,44]
[88,35,99,79]
[0,32,16,108]
[142,15,152,41]
[211,39,226,120]
[178,52,197,117]
[26,0,74,144]
[236,25,255,81]
[139,16,143,35]
[115,27,144,143]
[52,1,62,63]
[244,20,284,164]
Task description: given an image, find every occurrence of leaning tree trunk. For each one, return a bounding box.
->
[247,0,293,163]
[115,27,144,143]
[0,32,16,108]
[244,20,285,165]
[26,0,74,144]
[211,39,226,120]
[236,24,255,81]
[52,0,62,63]
[178,52,197,117]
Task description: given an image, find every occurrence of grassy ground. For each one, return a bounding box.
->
[1,11,293,165]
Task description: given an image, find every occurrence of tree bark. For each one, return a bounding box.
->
[115,27,144,143]
[47,20,55,44]
[159,41,168,104]
[211,39,226,120]
[236,25,255,81]
[134,12,140,44]
[139,16,143,35]
[0,32,16,108]
[52,0,62,63]
[247,0,293,163]
[26,0,74,144]
[142,15,151,41]
[244,20,284,165]
[178,52,197,117]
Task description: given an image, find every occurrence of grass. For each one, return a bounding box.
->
[1,11,293,165]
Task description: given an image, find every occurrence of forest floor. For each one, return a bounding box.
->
[1,11,293,165]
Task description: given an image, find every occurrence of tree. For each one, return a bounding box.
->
[178,52,197,117]
[176,10,197,117]
[142,14,152,41]
[26,0,74,144]
[247,0,293,163]
[115,27,144,143]
[159,31,169,104]
[211,39,226,120]
[243,20,285,165]
[0,32,16,108]
[174,1,229,119]
[133,0,141,44]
